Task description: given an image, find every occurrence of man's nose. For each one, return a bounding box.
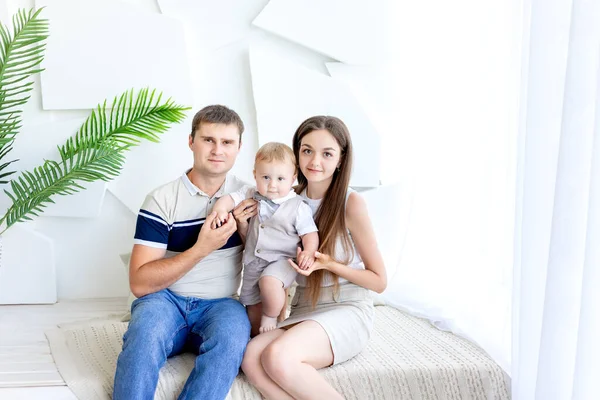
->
[212,143,223,154]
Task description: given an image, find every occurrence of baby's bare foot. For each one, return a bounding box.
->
[259,314,278,334]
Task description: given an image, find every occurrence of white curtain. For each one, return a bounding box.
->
[513,0,600,398]
[381,0,521,373]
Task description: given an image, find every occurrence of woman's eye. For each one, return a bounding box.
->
[324,152,332,158]
[303,149,312,155]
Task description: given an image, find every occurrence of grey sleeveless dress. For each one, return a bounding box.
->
[277,189,375,365]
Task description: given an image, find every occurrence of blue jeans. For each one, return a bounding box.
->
[113,289,250,400]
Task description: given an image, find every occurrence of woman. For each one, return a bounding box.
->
[239,116,387,399]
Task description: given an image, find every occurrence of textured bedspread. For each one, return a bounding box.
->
[45,306,510,399]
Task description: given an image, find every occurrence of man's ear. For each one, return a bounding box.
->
[188,134,194,148]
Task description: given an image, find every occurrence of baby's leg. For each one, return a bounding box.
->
[259,259,297,334]
[258,276,286,334]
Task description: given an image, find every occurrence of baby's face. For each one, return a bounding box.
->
[253,160,297,200]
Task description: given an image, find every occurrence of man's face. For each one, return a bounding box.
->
[189,123,241,177]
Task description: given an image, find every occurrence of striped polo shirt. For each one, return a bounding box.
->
[134,171,251,299]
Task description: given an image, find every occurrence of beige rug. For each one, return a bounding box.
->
[45,306,510,400]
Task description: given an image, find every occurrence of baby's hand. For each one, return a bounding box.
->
[296,250,315,270]
[211,210,230,229]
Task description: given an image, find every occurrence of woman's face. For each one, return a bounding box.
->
[298,129,342,185]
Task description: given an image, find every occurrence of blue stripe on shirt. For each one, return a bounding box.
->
[167,222,243,253]
[134,212,169,245]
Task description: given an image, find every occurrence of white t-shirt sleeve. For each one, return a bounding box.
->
[229,185,255,207]
[296,202,318,236]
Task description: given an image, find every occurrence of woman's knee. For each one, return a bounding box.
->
[260,340,295,384]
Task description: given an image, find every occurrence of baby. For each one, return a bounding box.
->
[212,142,319,333]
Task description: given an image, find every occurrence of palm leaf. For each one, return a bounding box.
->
[0,8,48,185]
[0,88,189,234]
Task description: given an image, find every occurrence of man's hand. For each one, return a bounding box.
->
[195,211,237,254]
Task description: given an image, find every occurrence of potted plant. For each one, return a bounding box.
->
[0,8,190,303]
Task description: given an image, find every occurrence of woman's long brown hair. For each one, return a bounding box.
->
[293,116,354,307]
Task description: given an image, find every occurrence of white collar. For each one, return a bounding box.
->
[270,190,297,205]
[181,169,228,198]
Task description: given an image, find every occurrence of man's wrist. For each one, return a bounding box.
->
[190,242,211,261]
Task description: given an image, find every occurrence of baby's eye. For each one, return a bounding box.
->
[278,177,285,181]
[262,176,270,180]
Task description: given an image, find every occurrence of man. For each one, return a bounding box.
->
[113,105,257,400]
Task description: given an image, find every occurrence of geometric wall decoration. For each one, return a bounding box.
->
[0,223,56,304]
[249,42,381,187]
[326,63,409,186]
[253,0,386,65]
[106,125,192,214]
[36,0,193,109]
[157,0,269,52]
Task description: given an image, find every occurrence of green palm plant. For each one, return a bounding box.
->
[0,9,190,235]
[0,8,48,185]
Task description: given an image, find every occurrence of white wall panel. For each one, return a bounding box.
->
[0,223,56,304]
[36,0,193,110]
[253,0,386,65]
[33,191,134,299]
[249,43,381,187]
[326,63,413,187]
[157,0,269,52]
[106,124,191,214]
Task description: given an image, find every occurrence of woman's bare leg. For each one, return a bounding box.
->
[241,328,294,399]
[262,321,343,400]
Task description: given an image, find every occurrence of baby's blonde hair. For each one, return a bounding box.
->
[254,142,297,172]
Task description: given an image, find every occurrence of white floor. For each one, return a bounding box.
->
[0,298,128,399]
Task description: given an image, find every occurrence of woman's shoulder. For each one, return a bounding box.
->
[345,190,368,222]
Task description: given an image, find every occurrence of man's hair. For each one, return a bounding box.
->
[255,142,297,173]
[190,105,244,140]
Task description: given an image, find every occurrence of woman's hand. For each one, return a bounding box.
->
[232,199,258,240]
[288,250,333,276]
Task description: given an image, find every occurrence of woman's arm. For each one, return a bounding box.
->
[289,192,387,293]
[329,192,387,292]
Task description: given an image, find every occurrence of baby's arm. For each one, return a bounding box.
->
[297,231,319,270]
[295,202,319,269]
[211,195,235,229]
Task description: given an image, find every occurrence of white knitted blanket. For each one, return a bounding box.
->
[45,306,510,399]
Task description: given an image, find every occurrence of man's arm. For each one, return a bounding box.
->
[129,211,237,297]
